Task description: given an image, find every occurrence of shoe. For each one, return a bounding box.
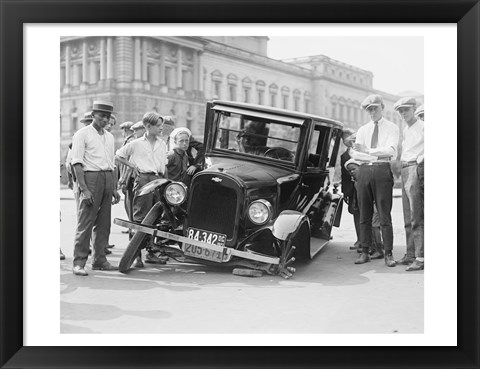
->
[370,250,384,259]
[396,254,416,265]
[73,265,88,276]
[406,260,424,271]
[104,248,112,255]
[60,249,66,260]
[133,260,144,268]
[107,244,115,248]
[145,253,167,264]
[354,253,370,264]
[385,254,396,267]
[91,262,119,271]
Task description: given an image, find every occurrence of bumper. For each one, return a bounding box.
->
[113,218,280,265]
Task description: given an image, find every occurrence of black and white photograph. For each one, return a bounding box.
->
[58,33,427,335]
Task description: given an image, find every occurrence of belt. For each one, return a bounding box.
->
[365,162,390,166]
[401,161,417,168]
[84,170,113,172]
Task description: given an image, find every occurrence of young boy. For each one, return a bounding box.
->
[167,127,193,186]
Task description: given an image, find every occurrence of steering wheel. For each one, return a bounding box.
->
[264,147,294,161]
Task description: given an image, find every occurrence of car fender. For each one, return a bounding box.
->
[137,178,171,196]
[271,210,310,241]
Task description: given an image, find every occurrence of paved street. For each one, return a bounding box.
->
[60,188,423,334]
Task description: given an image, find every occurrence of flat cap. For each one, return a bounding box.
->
[80,111,93,124]
[414,104,424,117]
[163,116,176,127]
[393,97,417,111]
[361,94,383,110]
[131,121,145,130]
[119,121,134,130]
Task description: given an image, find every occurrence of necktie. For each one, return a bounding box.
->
[371,121,379,148]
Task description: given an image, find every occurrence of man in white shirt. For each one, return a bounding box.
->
[394,97,424,271]
[350,94,400,267]
[115,112,167,266]
[70,101,121,276]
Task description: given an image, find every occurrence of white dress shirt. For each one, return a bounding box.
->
[116,134,167,175]
[401,119,424,163]
[353,117,399,163]
[71,124,115,171]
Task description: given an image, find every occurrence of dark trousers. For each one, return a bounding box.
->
[123,177,134,221]
[73,171,113,267]
[356,164,394,252]
[132,173,162,222]
[401,162,424,258]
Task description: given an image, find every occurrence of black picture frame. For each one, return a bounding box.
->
[1,0,478,368]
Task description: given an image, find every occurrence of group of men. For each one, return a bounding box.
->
[67,101,204,276]
[341,94,424,271]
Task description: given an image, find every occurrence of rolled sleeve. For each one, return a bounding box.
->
[70,130,86,167]
[116,141,132,159]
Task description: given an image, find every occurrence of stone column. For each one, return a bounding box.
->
[159,42,166,85]
[142,38,148,82]
[100,38,106,80]
[81,41,88,86]
[177,47,183,89]
[134,37,141,81]
[64,44,71,88]
[106,37,113,79]
[198,52,204,92]
[193,51,199,91]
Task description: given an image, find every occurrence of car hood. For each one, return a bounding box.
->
[205,157,296,188]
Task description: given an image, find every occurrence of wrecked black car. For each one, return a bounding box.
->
[115,100,344,278]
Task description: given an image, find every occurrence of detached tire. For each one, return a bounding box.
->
[119,202,164,273]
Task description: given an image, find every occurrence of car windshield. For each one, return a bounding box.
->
[214,111,301,162]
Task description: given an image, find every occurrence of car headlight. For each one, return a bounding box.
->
[164,182,188,205]
[247,200,272,225]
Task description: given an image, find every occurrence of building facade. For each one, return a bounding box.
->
[60,36,410,157]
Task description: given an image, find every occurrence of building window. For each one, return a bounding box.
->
[213,81,221,99]
[227,73,238,101]
[270,94,276,107]
[304,92,311,113]
[258,91,264,105]
[293,89,301,111]
[244,88,250,103]
[229,85,237,101]
[281,86,290,109]
[242,77,252,103]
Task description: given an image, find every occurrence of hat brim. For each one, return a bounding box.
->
[394,104,415,111]
[92,108,114,114]
[363,103,381,110]
[80,118,93,124]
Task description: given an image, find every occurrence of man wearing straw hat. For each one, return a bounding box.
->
[70,101,121,276]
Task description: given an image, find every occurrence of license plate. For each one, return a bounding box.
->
[183,228,227,263]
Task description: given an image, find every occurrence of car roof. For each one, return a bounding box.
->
[212,100,344,129]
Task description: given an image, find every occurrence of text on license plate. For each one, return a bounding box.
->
[183,228,227,263]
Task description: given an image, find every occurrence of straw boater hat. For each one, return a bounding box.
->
[344,158,362,170]
[91,100,114,114]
